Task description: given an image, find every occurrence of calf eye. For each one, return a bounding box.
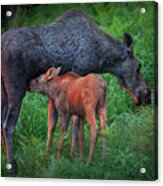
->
[35,79,38,83]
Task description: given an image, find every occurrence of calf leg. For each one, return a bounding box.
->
[46,98,58,154]
[78,117,84,159]
[70,115,78,156]
[98,107,107,160]
[86,110,98,165]
[58,114,70,160]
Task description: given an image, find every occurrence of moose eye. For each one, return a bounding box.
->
[137,63,141,72]
[35,79,39,83]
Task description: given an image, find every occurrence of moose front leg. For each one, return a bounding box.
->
[46,98,58,154]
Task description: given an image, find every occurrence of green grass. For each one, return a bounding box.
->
[1,2,157,180]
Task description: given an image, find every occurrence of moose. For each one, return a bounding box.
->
[29,67,107,164]
[1,9,151,174]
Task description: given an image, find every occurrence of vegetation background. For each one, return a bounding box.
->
[1,1,157,180]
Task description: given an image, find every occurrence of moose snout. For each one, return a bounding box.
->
[139,88,151,105]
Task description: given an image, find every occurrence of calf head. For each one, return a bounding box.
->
[110,33,151,106]
[29,67,61,93]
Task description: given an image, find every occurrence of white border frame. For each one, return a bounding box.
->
[0,0,162,185]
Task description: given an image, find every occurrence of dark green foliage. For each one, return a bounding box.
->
[1,2,157,180]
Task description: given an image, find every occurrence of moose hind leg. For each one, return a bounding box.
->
[2,81,25,174]
[1,79,8,124]
[1,80,8,154]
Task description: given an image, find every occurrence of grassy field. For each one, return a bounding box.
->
[1,2,157,180]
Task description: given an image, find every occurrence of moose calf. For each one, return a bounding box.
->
[30,67,108,164]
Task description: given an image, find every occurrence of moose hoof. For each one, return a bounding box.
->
[6,160,18,176]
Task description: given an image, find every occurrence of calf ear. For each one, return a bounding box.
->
[124,33,134,53]
[46,68,56,81]
[55,67,61,76]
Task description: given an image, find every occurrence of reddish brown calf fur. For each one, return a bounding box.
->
[30,67,108,164]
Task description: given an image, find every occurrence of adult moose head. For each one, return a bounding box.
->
[107,33,151,106]
[1,9,150,175]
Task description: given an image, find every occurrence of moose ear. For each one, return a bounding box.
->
[46,68,56,81]
[124,33,134,53]
[54,67,61,76]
